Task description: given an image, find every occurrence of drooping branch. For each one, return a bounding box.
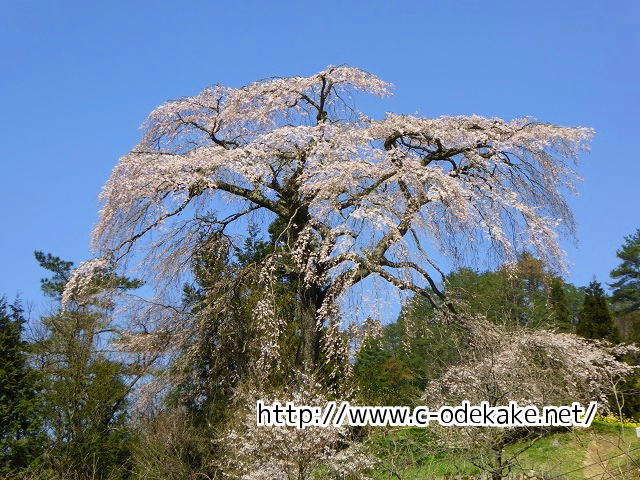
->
[65,66,593,373]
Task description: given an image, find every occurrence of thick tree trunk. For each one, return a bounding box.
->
[296,285,322,370]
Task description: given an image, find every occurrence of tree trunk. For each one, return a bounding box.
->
[296,285,322,370]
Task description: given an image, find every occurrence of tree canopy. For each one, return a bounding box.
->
[65,65,593,371]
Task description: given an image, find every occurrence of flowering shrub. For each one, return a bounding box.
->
[425,319,636,412]
[593,412,640,427]
[221,373,375,480]
[421,317,637,478]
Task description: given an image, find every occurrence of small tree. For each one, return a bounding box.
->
[549,276,573,332]
[66,66,593,372]
[34,253,136,480]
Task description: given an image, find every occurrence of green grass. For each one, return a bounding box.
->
[367,421,640,479]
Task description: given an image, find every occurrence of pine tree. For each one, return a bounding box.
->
[577,280,620,342]
[0,298,44,475]
[610,229,640,315]
[608,230,640,420]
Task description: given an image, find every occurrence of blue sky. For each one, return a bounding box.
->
[1,0,638,311]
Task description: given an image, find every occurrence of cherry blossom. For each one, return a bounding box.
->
[66,65,593,369]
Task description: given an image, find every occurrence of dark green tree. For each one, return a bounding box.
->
[34,251,74,299]
[607,230,640,420]
[0,298,44,476]
[355,256,580,407]
[576,280,620,342]
[354,323,417,406]
[549,277,573,333]
[610,229,640,315]
[174,224,300,422]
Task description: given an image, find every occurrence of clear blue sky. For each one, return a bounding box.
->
[1,0,638,310]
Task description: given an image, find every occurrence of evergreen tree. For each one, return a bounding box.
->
[576,280,620,342]
[134,224,305,479]
[608,230,640,420]
[174,224,300,423]
[610,229,640,315]
[354,323,415,406]
[135,216,352,478]
[549,277,573,333]
[34,251,73,299]
[0,298,44,476]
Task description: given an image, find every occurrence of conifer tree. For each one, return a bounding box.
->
[608,230,640,419]
[549,277,573,333]
[173,223,300,420]
[610,229,640,315]
[444,255,557,328]
[577,280,619,342]
[0,298,44,476]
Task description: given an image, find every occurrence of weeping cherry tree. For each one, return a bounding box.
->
[64,66,593,372]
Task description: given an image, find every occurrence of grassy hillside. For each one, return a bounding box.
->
[368,420,640,479]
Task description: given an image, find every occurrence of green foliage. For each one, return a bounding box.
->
[549,277,573,333]
[173,225,300,422]
[131,408,216,480]
[607,230,640,421]
[611,311,640,421]
[368,421,640,480]
[576,280,620,342]
[34,251,74,300]
[610,229,640,315]
[354,324,417,406]
[149,224,303,478]
[354,255,578,408]
[34,253,134,480]
[0,298,44,476]
[354,301,464,407]
[445,254,568,329]
[17,232,636,478]
[36,312,134,479]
